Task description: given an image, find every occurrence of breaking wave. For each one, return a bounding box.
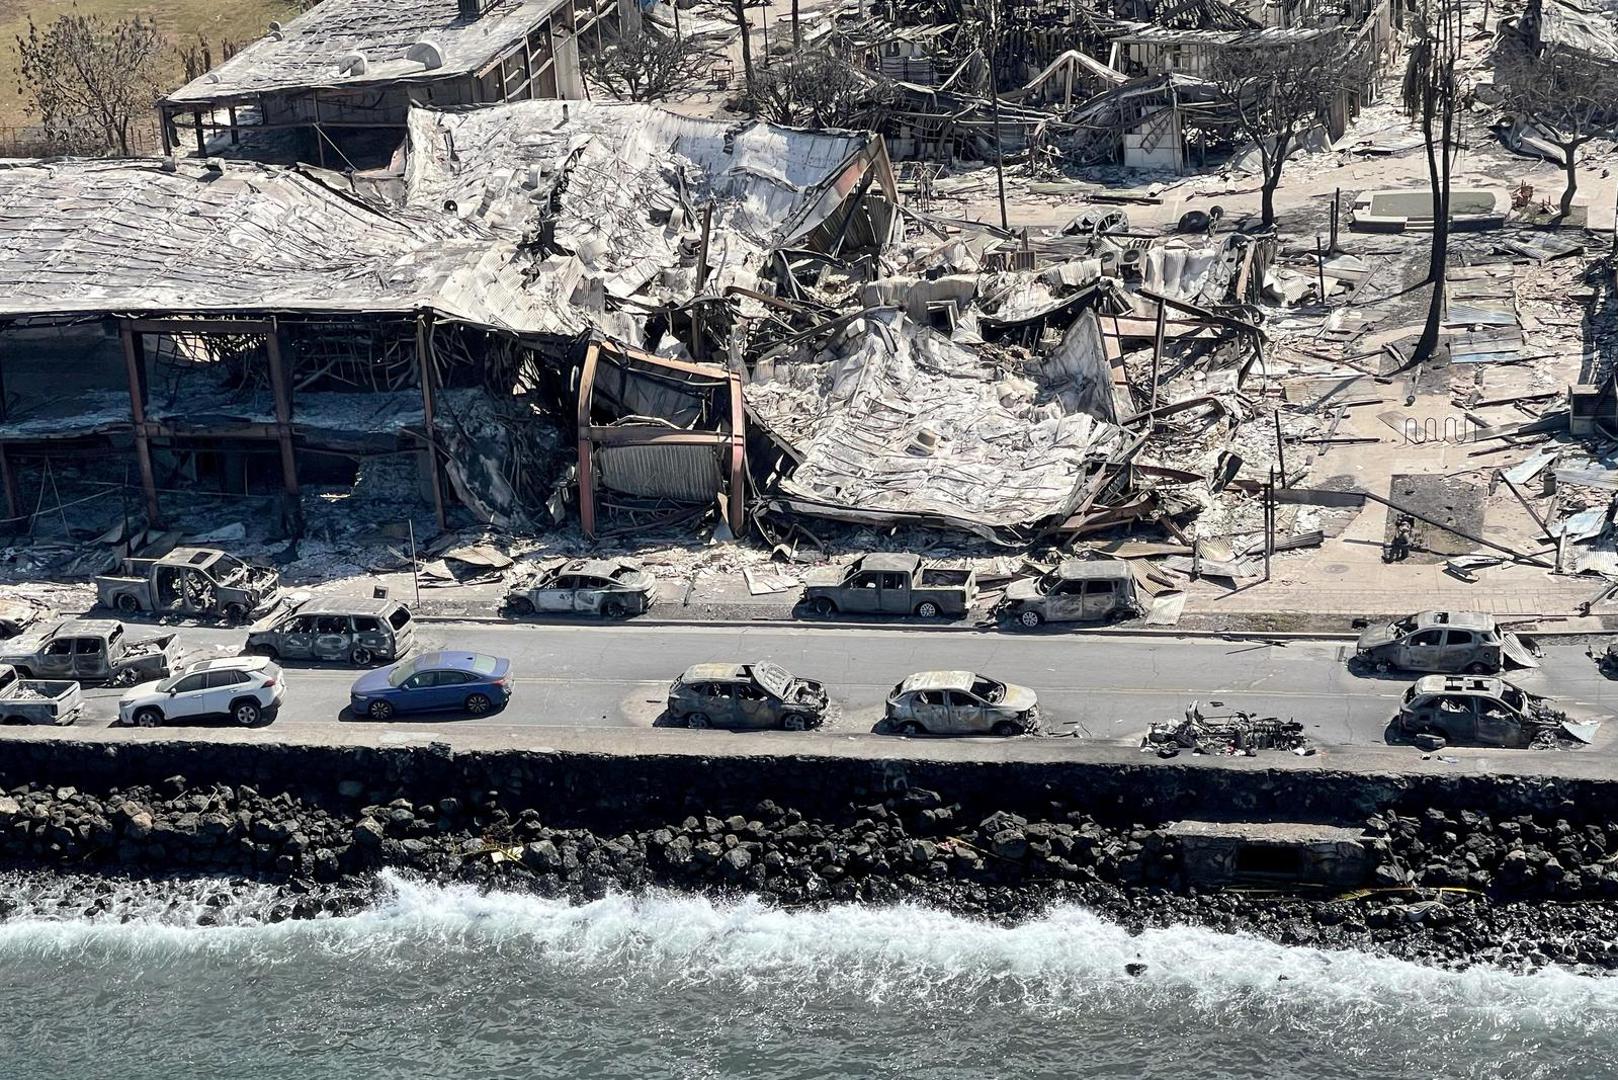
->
[2,868,1615,1027]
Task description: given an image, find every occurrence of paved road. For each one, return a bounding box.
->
[59,622,1618,750]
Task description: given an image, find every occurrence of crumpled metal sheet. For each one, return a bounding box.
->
[745,310,1126,543]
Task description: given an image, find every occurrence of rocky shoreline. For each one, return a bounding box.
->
[3,777,1618,974]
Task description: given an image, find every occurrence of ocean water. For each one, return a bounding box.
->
[1,871,1614,1080]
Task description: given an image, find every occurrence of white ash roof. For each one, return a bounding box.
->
[165,0,569,103]
[0,157,556,332]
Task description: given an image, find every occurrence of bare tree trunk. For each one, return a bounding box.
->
[734,0,756,101]
[792,0,800,48]
[1261,174,1279,228]
[1561,145,1579,218]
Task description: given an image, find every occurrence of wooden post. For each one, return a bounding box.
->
[263,321,301,515]
[311,95,327,168]
[120,322,161,526]
[1315,234,1328,306]
[1149,298,1165,416]
[1330,187,1341,252]
[692,204,713,360]
[1273,410,1288,486]
[727,372,747,539]
[415,315,447,531]
[1265,467,1275,581]
[0,442,19,528]
[576,340,601,539]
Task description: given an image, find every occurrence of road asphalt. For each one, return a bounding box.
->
[51,620,1618,752]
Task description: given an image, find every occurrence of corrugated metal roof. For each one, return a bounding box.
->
[166,0,572,103]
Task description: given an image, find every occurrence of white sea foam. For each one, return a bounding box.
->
[1,869,1615,1030]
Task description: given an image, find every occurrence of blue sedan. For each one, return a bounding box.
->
[349,651,512,721]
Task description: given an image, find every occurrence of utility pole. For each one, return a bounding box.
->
[984,0,1009,230]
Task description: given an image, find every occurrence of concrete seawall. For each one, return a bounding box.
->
[3,733,1613,827]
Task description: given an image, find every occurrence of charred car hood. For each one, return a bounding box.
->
[1000,684,1039,712]
[1003,579,1042,603]
[1356,625,1398,651]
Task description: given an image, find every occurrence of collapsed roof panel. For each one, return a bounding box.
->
[0,158,549,332]
[164,0,572,104]
[746,310,1128,543]
[403,101,899,334]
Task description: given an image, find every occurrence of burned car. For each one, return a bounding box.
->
[245,597,414,666]
[96,547,280,622]
[505,559,654,618]
[1355,611,1539,674]
[1396,675,1594,748]
[666,662,828,730]
[998,559,1139,628]
[884,671,1039,736]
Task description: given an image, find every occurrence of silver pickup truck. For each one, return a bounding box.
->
[0,618,178,687]
[801,554,977,618]
[0,663,82,725]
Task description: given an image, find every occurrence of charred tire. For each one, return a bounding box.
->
[915,601,941,619]
[350,646,374,666]
[810,597,837,617]
[12,667,33,680]
[685,712,711,729]
[1017,609,1043,629]
[991,720,1023,737]
[508,596,535,617]
[367,700,394,721]
[465,693,492,716]
[231,699,262,726]
[224,604,248,624]
[251,644,280,661]
[1374,659,1392,674]
[1,715,25,726]
[133,708,163,728]
[781,713,813,732]
[1465,662,1491,675]
[110,668,140,687]
[897,720,925,736]
[114,593,141,615]
[602,599,628,620]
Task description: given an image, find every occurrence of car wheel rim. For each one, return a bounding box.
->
[1020,611,1040,628]
[919,604,938,618]
[136,713,159,728]
[784,715,806,731]
[117,595,138,613]
[370,703,391,719]
[352,649,372,666]
[467,696,489,714]
[688,713,709,729]
[236,706,258,726]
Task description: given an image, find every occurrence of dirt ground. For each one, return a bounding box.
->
[0,0,298,132]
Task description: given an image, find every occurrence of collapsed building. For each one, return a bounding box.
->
[159,0,600,168]
[817,0,1395,170]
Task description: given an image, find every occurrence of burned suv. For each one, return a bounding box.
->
[245,597,414,666]
[1356,611,1538,674]
[1396,675,1583,748]
[666,662,828,730]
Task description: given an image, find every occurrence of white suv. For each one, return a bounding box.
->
[118,656,284,728]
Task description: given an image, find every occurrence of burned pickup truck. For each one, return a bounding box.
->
[97,547,279,622]
[0,618,177,687]
[0,663,82,726]
[801,554,976,618]
[1354,611,1539,675]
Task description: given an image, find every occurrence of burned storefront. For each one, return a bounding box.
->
[0,157,572,556]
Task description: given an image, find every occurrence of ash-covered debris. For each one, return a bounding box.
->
[1144,701,1311,756]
